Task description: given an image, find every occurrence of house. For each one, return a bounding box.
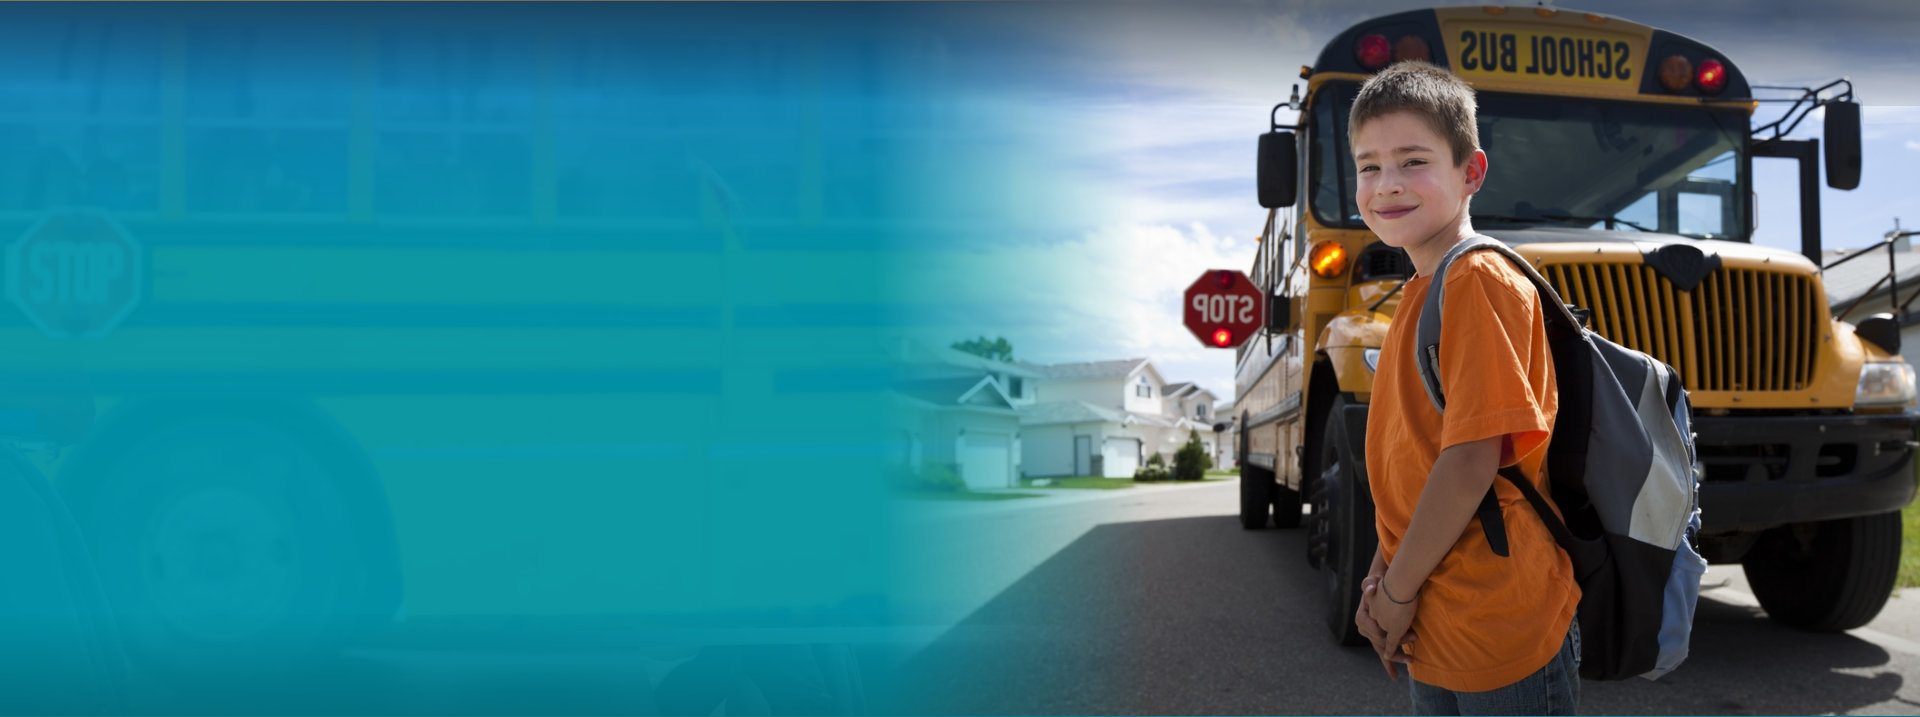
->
[1018,358,1221,479]
[1824,239,1920,361]
[893,342,1044,490]
[1214,400,1239,468]
[1161,382,1225,465]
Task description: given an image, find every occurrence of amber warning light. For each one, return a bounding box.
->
[1309,241,1348,278]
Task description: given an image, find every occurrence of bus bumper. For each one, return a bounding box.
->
[1696,412,1918,532]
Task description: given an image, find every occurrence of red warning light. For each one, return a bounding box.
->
[1356,33,1391,71]
[1214,270,1235,289]
[1696,59,1726,94]
[1212,328,1234,347]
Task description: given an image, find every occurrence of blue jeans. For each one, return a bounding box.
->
[1407,620,1580,716]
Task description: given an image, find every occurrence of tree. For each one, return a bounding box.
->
[951,335,1014,363]
[1174,429,1209,481]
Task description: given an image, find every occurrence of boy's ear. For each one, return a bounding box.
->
[1463,149,1488,195]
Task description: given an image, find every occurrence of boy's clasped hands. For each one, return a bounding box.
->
[1356,573,1419,680]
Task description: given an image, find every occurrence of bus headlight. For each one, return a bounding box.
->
[1855,361,1916,407]
[1363,348,1380,373]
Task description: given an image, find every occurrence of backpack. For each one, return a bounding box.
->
[1412,236,1706,682]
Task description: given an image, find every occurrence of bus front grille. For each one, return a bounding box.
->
[1541,262,1821,393]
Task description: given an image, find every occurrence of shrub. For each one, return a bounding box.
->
[901,462,967,493]
[1133,464,1170,482]
[1173,430,1208,481]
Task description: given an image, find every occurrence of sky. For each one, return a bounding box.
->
[908,0,1920,406]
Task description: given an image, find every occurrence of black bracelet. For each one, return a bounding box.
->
[1381,579,1416,605]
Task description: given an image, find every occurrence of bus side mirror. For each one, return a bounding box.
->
[1267,293,1292,332]
[1258,131,1297,209]
[1857,313,1900,355]
[1825,100,1861,190]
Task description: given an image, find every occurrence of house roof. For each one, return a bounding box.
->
[895,376,1014,409]
[1020,400,1129,426]
[1125,411,1176,429]
[1163,381,1193,396]
[1823,247,1920,320]
[1040,358,1150,381]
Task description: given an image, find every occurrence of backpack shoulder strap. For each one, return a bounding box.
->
[1413,235,1580,413]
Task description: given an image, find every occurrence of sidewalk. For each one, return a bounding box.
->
[897,479,1232,521]
[1701,564,1920,658]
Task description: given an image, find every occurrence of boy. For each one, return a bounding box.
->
[1346,61,1580,715]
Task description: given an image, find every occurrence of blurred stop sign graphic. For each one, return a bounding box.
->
[6,209,144,339]
[1183,269,1263,349]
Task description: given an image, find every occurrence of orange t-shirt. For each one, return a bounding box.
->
[1365,250,1579,692]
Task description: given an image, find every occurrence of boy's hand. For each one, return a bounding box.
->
[1358,578,1417,680]
[1359,576,1420,676]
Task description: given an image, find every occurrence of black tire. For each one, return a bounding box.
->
[1239,461,1272,530]
[66,415,372,675]
[1272,481,1303,529]
[1306,396,1375,646]
[1743,511,1902,631]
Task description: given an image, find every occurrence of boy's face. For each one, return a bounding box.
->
[1351,111,1486,260]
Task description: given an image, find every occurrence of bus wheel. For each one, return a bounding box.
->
[1312,397,1374,646]
[1239,462,1271,530]
[67,416,367,676]
[1271,480,1303,529]
[1743,512,1901,631]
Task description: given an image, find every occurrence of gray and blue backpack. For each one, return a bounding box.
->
[1413,236,1706,681]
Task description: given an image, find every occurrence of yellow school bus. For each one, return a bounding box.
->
[1237,5,1916,644]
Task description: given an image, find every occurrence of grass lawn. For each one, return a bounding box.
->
[1027,476,1137,490]
[1204,469,1237,477]
[1023,476,1234,489]
[896,490,1045,502]
[1902,493,1920,589]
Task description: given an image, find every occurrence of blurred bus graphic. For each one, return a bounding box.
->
[0,5,922,709]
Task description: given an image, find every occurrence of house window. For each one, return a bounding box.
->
[1007,376,1024,398]
[1136,377,1151,398]
[1198,404,1209,420]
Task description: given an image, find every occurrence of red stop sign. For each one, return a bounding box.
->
[1183,269,1264,349]
[6,209,144,339]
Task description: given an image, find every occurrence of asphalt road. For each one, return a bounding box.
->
[880,480,1920,716]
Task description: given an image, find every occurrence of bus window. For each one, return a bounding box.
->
[555,133,699,221]
[1678,191,1724,238]
[376,30,535,125]
[181,27,352,216]
[187,27,351,122]
[377,131,532,217]
[1603,151,1739,238]
[1310,83,1748,242]
[1308,85,1358,228]
[1617,191,1657,232]
[187,127,349,215]
[0,20,163,214]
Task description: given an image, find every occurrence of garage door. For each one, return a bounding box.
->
[1104,438,1140,478]
[960,433,1012,489]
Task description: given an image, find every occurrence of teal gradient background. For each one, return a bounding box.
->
[0,2,1070,713]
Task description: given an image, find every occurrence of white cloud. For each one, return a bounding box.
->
[895,221,1261,401]
[1907,140,1920,151]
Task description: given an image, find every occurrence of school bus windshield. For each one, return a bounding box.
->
[1312,84,1749,241]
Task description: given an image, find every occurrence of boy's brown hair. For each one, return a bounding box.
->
[1349,61,1479,168]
